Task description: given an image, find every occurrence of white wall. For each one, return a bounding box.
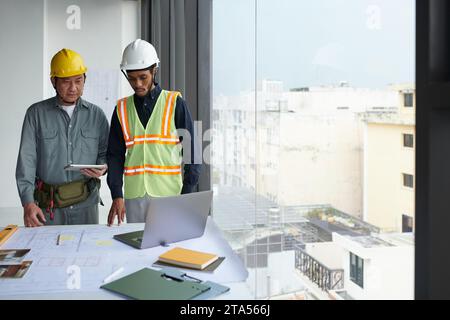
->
[286,88,398,115]
[120,0,140,98]
[0,0,45,211]
[245,251,305,298]
[304,242,343,270]
[364,122,415,232]
[45,0,138,119]
[333,233,414,300]
[0,0,140,225]
[277,113,364,216]
[343,246,414,300]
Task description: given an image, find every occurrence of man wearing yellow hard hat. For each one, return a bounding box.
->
[16,49,109,227]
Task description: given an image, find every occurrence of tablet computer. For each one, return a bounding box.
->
[64,164,107,171]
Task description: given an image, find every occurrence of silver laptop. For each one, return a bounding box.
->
[113,190,213,249]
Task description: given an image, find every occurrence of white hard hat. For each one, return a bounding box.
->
[120,39,160,71]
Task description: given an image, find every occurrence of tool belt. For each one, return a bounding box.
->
[34,178,100,220]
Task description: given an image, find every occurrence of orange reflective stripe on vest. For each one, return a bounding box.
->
[124,164,182,176]
[161,91,179,136]
[117,98,132,143]
[125,134,180,148]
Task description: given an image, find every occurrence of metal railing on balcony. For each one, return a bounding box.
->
[295,247,344,291]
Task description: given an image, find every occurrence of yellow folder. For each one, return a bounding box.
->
[158,247,219,270]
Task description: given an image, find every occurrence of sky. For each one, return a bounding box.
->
[213,0,415,95]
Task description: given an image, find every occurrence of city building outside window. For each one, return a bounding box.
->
[213,0,415,300]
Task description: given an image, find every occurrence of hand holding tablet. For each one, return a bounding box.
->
[64,164,107,171]
[64,164,107,178]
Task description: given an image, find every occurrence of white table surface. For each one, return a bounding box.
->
[0,217,253,300]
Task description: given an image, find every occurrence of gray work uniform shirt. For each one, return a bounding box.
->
[16,96,109,209]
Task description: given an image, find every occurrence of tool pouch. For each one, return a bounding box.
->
[34,179,99,208]
[54,180,89,208]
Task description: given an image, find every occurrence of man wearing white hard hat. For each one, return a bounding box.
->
[106,39,201,225]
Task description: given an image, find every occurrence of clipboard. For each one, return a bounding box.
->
[100,268,211,300]
[158,267,230,300]
[192,281,230,300]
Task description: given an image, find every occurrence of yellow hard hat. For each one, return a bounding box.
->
[50,48,87,78]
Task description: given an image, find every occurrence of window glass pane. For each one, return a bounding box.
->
[403,134,414,148]
[213,0,415,300]
[212,0,259,297]
[356,257,364,288]
[404,93,414,107]
[402,214,414,232]
[403,173,414,188]
[350,253,356,280]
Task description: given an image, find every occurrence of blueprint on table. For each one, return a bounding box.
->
[0,220,248,297]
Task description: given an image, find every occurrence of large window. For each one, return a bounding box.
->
[213,0,415,300]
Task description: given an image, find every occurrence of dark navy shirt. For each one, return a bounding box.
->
[107,84,202,199]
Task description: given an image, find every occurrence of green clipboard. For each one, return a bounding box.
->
[100,268,211,300]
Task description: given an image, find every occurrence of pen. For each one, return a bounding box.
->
[103,267,124,283]
[57,234,61,246]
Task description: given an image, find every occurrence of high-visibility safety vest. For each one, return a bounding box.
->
[117,90,183,199]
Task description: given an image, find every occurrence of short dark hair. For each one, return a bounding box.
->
[126,63,157,74]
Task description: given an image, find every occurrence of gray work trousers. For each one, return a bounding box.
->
[42,205,99,225]
[125,196,151,223]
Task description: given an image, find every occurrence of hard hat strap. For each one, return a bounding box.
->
[121,69,129,81]
[151,66,158,85]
